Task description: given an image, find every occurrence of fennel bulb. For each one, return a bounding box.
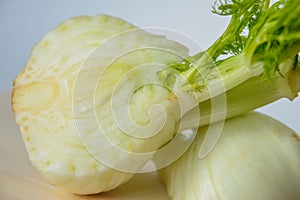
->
[159,112,300,200]
[11,0,300,195]
[11,14,191,194]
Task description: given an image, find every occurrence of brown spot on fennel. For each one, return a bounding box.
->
[291,132,300,142]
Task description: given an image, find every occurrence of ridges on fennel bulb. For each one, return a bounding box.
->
[159,112,300,200]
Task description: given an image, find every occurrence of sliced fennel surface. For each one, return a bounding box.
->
[159,112,300,200]
[12,15,190,194]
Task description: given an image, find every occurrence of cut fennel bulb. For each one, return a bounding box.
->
[159,112,300,200]
[11,0,300,195]
[12,14,191,194]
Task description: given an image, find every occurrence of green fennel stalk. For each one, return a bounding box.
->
[160,0,300,123]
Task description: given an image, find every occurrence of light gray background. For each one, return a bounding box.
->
[1,0,299,133]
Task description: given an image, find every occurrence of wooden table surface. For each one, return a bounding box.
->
[0,91,169,200]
